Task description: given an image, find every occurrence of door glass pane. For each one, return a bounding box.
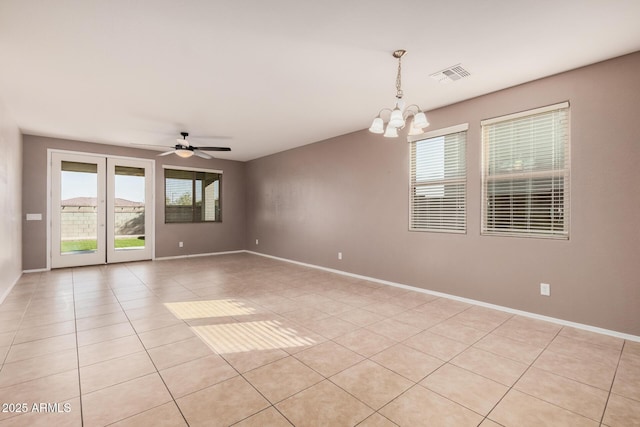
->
[114,166,146,251]
[60,161,98,254]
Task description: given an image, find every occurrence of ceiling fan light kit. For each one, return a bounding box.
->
[369,50,430,139]
[157,132,231,159]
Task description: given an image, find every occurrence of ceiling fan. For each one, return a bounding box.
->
[155,132,231,159]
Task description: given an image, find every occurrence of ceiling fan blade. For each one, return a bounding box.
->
[195,147,231,151]
[132,143,171,148]
[193,150,212,159]
[158,150,175,156]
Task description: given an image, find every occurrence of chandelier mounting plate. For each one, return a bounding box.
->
[392,50,406,59]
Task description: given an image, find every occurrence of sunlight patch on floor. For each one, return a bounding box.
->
[191,320,317,354]
[164,299,255,320]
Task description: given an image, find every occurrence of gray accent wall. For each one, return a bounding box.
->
[22,136,246,270]
[0,99,22,302]
[245,52,640,336]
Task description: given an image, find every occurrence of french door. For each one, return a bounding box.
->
[51,152,154,268]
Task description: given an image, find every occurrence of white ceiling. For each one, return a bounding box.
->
[1,0,639,161]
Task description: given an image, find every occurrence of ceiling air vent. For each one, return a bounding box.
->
[430,64,470,83]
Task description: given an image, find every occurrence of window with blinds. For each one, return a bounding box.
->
[409,124,467,233]
[481,102,570,238]
[165,168,221,223]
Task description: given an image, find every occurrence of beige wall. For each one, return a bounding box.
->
[22,136,246,270]
[0,99,22,302]
[246,52,640,336]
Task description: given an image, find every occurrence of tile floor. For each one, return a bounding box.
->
[0,253,638,426]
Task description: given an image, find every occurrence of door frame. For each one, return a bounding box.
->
[47,149,156,269]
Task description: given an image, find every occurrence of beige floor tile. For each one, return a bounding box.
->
[82,373,173,426]
[514,367,608,421]
[533,349,616,390]
[74,311,129,332]
[422,363,508,415]
[479,419,503,427]
[488,389,599,427]
[559,326,624,350]
[306,316,361,339]
[276,380,373,427]
[473,332,544,364]
[108,402,187,427]
[0,397,81,427]
[552,334,623,367]
[0,331,16,347]
[4,333,76,363]
[334,328,396,358]
[0,370,79,421]
[361,301,406,317]
[450,305,512,331]
[0,348,78,388]
[233,407,293,427]
[357,412,399,426]
[222,348,289,373]
[336,308,386,326]
[612,355,640,400]
[160,354,237,397]
[76,321,136,346]
[451,347,528,386]
[415,298,471,317]
[78,335,145,367]
[371,343,443,382]
[492,316,559,347]
[380,384,483,427]
[75,303,123,319]
[137,323,195,349]
[429,318,488,344]
[244,356,323,403]
[129,312,185,333]
[147,336,213,370]
[294,341,364,377]
[330,360,413,410]
[602,393,640,426]
[177,376,269,427]
[403,330,469,361]
[365,318,422,342]
[12,321,76,344]
[391,309,449,330]
[80,351,156,393]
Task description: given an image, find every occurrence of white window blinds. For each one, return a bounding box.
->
[481,102,570,238]
[410,124,467,232]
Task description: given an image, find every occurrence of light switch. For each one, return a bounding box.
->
[26,213,42,221]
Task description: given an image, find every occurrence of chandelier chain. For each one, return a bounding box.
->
[395,55,403,99]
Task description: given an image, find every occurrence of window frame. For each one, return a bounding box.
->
[480,102,570,239]
[163,165,222,224]
[408,123,468,233]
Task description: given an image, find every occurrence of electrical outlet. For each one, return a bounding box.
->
[255,239,259,245]
[179,241,183,248]
[540,283,550,296]
[338,252,342,260]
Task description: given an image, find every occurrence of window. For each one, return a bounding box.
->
[409,124,467,232]
[164,167,222,223]
[481,102,570,238]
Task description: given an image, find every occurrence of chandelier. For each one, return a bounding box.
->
[369,50,429,138]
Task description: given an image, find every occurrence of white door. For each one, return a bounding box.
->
[51,152,154,268]
[106,157,153,263]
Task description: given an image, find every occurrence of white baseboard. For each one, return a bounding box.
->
[0,273,23,305]
[155,250,245,261]
[22,268,49,273]
[245,250,640,343]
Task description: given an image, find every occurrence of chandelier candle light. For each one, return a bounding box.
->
[369,50,429,138]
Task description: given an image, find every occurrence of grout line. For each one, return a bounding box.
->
[599,340,625,425]
[71,268,86,427]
